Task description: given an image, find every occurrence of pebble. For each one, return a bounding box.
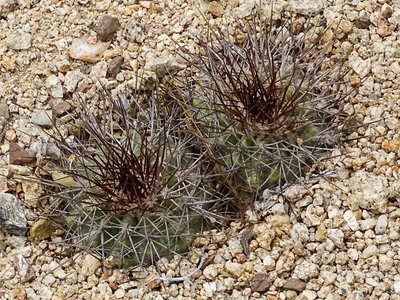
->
[362,245,379,258]
[224,261,243,278]
[375,215,388,234]
[31,110,53,127]
[283,278,307,292]
[283,185,307,202]
[8,143,36,166]
[68,36,110,63]
[250,273,274,293]
[49,99,72,117]
[343,210,359,231]
[46,75,64,98]
[80,254,102,277]
[28,219,57,241]
[64,70,84,93]
[208,1,224,17]
[95,15,120,42]
[107,56,124,77]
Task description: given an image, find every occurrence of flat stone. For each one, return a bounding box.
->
[0,103,9,119]
[348,53,371,78]
[81,254,102,276]
[283,278,307,292]
[31,110,53,127]
[50,99,72,117]
[250,273,274,293]
[95,15,120,42]
[0,193,27,236]
[28,219,57,241]
[8,143,36,165]
[145,57,185,78]
[3,30,32,50]
[290,0,326,16]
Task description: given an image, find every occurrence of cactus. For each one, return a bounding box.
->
[38,86,227,267]
[178,15,350,204]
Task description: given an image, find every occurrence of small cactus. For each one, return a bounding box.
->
[179,15,351,204]
[38,86,226,267]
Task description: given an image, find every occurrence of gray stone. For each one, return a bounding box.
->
[375,215,388,234]
[290,0,326,16]
[0,0,18,17]
[0,103,9,119]
[95,15,120,41]
[231,0,255,18]
[145,57,185,78]
[0,192,27,236]
[64,69,84,93]
[3,30,32,50]
[123,20,146,43]
[46,75,64,98]
[31,110,53,127]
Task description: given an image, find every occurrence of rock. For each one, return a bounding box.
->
[382,139,400,152]
[69,36,110,63]
[89,61,108,78]
[208,1,224,17]
[283,278,307,292]
[343,210,359,231]
[9,143,36,165]
[123,20,146,43]
[81,254,102,276]
[145,57,185,78]
[320,270,337,285]
[28,219,57,241]
[250,273,274,293]
[347,248,359,261]
[256,228,276,250]
[0,0,18,17]
[46,75,64,98]
[107,56,124,77]
[292,261,319,280]
[375,215,388,234]
[95,15,120,42]
[348,53,371,78]
[224,261,243,278]
[114,289,126,299]
[394,281,400,293]
[31,110,53,127]
[283,185,307,202]
[381,4,393,19]
[42,274,56,285]
[289,0,326,16]
[203,282,217,294]
[0,103,9,119]
[64,69,84,93]
[362,245,378,258]
[299,290,317,300]
[231,0,255,18]
[16,254,35,283]
[377,17,390,37]
[3,30,32,50]
[22,181,42,207]
[354,12,370,29]
[290,223,309,242]
[50,99,72,117]
[0,193,27,235]
[203,264,219,280]
[348,170,390,214]
[262,255,275,271]
[327,229,344,247]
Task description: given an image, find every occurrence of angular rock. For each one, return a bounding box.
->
[250,273,274,293]
[31,110,53,128]
[0,193,27,236]
[0,103,9,119]
[343,210,359,231]
[348,170,390,214]
[28,219,57,241]
[208,1,224,17]
[81,254,102,276]
[231,0,255,18]
[375,215,388,234]
[49,99,72,117]
[64,69,84,93]
[3,30,32,50]
[95,15,120,42]
[348,53,371,78]
[290,0,326,16]
[107,56,124,77]
[9,143,36,165]
[123,20,146,43]
[283,278,307,292]
[46,75,64,98]
[145,57,185,78]
[69,36,110,63]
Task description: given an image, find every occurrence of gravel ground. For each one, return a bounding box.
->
[1,0,400,299]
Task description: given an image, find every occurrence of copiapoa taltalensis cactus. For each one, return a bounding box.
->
[37,85,230,267]
[176,14,351,206]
